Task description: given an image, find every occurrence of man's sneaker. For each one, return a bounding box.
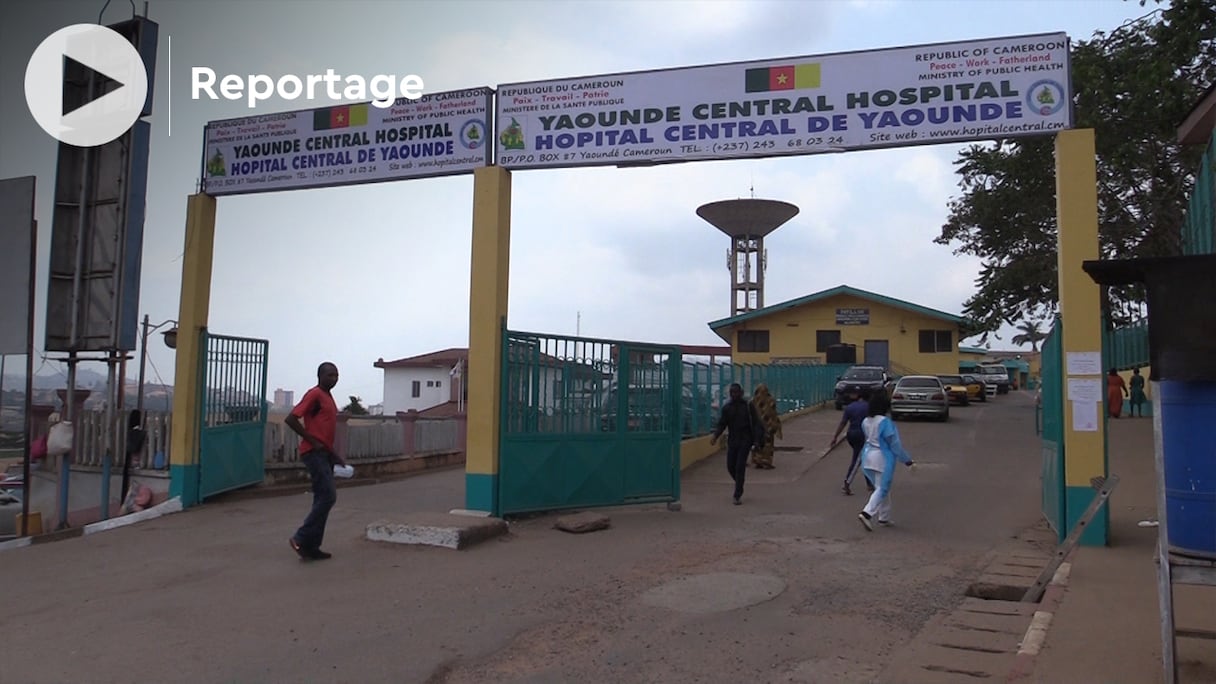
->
[305,549,333,560]
[733,496,742,505]
[858,511,873,531]
[877,519,893,526]
[842,483,853,496]
[288,538,308,559]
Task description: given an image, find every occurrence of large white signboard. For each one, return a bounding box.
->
[202,87,493,195]
[495,33,1070,170]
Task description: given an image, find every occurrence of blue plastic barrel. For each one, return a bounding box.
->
[1160,381,1216,559]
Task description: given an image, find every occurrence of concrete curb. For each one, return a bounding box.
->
[0,536,32,552]
[82,497,184,535]
[366,512,508,550]
[0,496,184,554]
[1006,561,1071,682]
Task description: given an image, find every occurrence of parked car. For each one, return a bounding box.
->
[890,375,949,421]
[960,374,988,403]
[600,384,709,435]
[937,374,972,406]
[979,364,1011,395]
[834,365,889,409]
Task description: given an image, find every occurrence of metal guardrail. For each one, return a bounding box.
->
[64,410,462,468]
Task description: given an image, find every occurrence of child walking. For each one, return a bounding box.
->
[858,392,914,531]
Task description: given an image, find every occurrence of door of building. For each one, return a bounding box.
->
[863,340,889,369]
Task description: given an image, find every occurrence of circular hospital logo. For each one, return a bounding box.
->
[460,119,486,150]
[1026,80,1066,117]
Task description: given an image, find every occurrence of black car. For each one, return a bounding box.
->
[834,365,889,409]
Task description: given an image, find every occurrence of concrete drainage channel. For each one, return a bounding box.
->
[878,545,1064,683]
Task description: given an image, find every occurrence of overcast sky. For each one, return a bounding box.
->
[0,0,1152,405]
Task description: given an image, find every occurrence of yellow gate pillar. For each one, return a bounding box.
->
[1055,129,1108,545]
[465,166,512,514]
[168,193,216,507]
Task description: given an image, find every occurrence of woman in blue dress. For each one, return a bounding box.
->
[858,391,915,530]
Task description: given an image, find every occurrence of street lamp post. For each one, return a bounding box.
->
[127,314,177,500]
[136,314,178,416]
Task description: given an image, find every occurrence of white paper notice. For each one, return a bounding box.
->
[1067,378,1103,403]
[1066,351,1102,375]
[1071,400,1099,432]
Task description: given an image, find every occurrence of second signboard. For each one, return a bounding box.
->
[201,87,493,196]
[494,33,1070,170]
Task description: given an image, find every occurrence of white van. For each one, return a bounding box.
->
[979,365,1011,395]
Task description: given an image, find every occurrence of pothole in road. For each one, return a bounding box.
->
[640,572,786,614]
[964,581,1034,603]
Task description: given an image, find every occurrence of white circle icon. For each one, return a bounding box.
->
[25,24,148,147]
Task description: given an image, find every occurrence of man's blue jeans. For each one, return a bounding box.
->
[294,449,336,551]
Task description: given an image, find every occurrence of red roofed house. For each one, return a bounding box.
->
[375,348,467,417]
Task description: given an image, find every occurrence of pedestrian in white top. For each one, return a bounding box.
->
[857,391,914,531]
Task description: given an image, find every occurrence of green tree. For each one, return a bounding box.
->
[342,396,368,415]
[935,0,1216,340]
[1011,319,1047,353]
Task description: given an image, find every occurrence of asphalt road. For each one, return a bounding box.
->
[2,391,1044,684]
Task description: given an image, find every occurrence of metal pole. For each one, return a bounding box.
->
[100,351,115,520]
[117,356,126,411]
[136,315,148,416]
[1150,382,1177,684]
[126,314,149,502]
[56,67,97,530]
[58,355,76,529]
[21,219,36,537]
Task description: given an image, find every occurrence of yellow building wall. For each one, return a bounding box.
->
[723,294,961,375]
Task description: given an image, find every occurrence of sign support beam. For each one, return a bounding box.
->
[168,193,216,508]
[465,166,511,515]
[1055,128,1108,546]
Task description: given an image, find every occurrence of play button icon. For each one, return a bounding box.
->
[61,55,127,117]
[25,24,148,147]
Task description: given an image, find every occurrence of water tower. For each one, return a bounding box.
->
[697,199,799,316]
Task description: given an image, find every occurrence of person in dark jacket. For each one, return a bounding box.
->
[709,383,764,505]
[829,387,876,496]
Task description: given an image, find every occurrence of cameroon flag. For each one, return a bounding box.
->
[314,103,369,130]
[744,63,821,93]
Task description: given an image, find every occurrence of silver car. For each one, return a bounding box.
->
[890,375,950,422]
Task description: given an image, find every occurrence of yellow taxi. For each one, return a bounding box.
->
[960,374,988,402]
[937,374,986,405]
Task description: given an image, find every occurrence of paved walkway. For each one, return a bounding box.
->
[1029,416,1216,683]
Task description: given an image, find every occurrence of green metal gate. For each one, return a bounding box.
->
[498,330,682,516]
[1040,317,1066,540]
[199,332,269,500]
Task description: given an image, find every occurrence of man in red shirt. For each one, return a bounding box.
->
[286,362,346,560]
